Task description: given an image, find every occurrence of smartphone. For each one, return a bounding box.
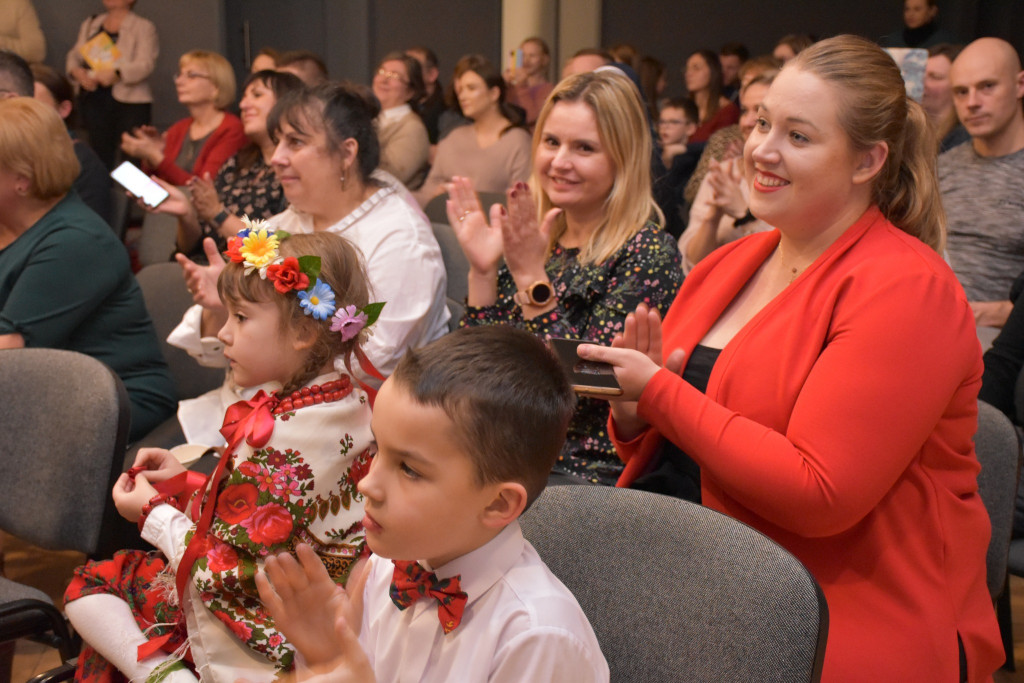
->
[110,160,169,208]
[548,338,623,398]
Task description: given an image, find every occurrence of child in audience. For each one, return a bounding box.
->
[64,228,381,683]
[256,326,611,682]
[658,96,699,169]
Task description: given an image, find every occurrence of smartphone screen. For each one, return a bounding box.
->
[110,161,169,208]
[548,338,623,398]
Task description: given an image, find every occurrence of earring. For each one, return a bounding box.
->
[340,172,347,191]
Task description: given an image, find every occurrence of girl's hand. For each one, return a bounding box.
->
[112,472,158,522]
[189,173,222,222]
[175,238,227,310]
[502,181,560,290]
[446,176,504,276]
[708,158,746,220]
[132,448,187,483]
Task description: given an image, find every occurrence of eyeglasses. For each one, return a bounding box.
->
[174,71,212,82]
[658,119,688,126]
[375,67,409,85]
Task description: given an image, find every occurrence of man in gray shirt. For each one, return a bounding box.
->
[939,37,1024,327]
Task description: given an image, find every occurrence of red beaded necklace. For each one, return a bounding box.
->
[273,376,355,415]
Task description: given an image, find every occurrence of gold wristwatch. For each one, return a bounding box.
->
[513,280,554,307]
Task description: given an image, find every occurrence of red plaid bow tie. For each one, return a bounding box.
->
[389,560,468,635]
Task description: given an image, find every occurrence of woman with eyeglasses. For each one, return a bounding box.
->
[147,69,305,260]
[371,52,430,190]
[66,0,158,170]
[120,50,247,185]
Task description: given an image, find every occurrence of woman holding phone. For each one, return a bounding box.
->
[0,98,173,441]
[148,69,305,260]
[120,50,246,185]
[447,71,682,486]
[583,36,1002,679]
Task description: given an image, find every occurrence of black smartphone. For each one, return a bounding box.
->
[110,160,170,208]
[548,338,623,398]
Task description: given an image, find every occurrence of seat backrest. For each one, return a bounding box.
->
[431,221,470,304]
[135,210,181,267]
[975,400,1022,597]
[0,349,129,554]
[135,262,224,401]
[520,485,828,683]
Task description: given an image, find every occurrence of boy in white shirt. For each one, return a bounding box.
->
[256,326,610,682]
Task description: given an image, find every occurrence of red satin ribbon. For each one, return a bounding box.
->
[345,347,386,406]
[154,392,279,629]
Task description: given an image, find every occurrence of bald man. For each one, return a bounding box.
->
[938,37,1024,327]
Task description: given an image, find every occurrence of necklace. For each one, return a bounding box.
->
[273,376,354,415]
[776,242,801,284]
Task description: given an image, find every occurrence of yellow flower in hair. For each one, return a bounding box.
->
[239,228,280,270]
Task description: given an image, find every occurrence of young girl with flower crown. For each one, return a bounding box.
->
[64,226,383,683]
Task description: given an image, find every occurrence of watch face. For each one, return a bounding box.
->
[531,282,552,304]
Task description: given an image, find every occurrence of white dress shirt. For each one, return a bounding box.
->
[360,522,610,683]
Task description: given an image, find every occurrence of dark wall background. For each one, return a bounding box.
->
[31,0,1024,128]
[369,0,502,89]
[602,0,1024,98]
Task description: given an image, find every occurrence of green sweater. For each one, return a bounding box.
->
[0,191,175,440]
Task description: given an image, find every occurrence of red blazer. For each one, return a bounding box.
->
[689,101,739,144]
[613,207,1002,680]
[151,113,247,185]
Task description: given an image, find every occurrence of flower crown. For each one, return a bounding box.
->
[224,218,384,342]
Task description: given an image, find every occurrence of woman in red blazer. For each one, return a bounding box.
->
[583,35,1003,681]
[121,50,246,185]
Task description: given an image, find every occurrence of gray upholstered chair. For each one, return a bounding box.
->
[431,221,470,305]
[133,262,224,453]
[975,400,1022,599]
[519,485,828,682]
[135,208,181,267]
[0,349,130,679]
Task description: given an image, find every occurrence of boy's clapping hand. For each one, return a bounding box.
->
[256,544,374,682]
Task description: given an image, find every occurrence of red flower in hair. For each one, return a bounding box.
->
[266,257,310,293]
[224,237,244,263]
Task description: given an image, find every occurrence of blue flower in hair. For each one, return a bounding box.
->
[296,280,336,320]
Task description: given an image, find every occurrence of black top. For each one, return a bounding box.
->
[629,344,722,501]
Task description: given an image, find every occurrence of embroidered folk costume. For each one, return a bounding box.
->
[65,222,382,682]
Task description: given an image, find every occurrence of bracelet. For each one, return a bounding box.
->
[213,209,230,226]
[138,493,175,531]
[733,209,756,228]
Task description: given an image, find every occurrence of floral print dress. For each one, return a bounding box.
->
[65,372,373,682]
[462,222,682,485]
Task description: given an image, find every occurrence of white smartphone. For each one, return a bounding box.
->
[110,160,169,208]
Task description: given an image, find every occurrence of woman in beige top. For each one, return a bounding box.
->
[416,55,531,207]
[66,0,157,170]
[372,52,430,190]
